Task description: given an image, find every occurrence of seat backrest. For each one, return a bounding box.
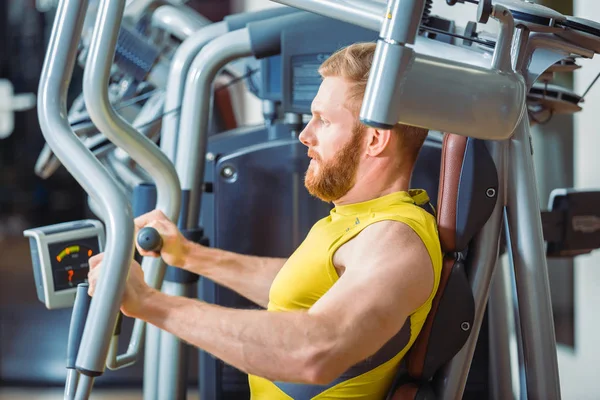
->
[390,134,499,399]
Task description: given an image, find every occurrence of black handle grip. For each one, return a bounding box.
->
[66,283,91,369]
[137,226,163,252]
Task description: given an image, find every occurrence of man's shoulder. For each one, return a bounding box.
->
[339,219,436,272]
[354,219,429,254]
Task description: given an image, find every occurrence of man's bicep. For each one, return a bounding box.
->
[308,221,435,364]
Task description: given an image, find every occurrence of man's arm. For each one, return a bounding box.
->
[183,244,286,307]
[132,220,435,384]
[134,209,286,307]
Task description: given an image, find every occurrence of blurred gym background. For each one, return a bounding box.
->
[0,0,599,399]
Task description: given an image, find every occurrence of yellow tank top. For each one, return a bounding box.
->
[248,190,443,400]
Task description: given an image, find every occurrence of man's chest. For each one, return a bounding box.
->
[267,221,353,311]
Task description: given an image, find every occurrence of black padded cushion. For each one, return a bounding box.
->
[404,256,474,380]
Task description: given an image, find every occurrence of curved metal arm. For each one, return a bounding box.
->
[83,0,181,369]
[490,5,515,72]
[270,0,383,30]
[151,4,210,40]
[521,32,594,88]
[176,28,253,229]
[161,21,228,162]
[37,0,133,389]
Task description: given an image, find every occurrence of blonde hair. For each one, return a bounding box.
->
[318,42,428,164]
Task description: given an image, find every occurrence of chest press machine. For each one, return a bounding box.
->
[29,0,600,399]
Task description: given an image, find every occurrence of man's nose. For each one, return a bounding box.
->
[298,123,315,147]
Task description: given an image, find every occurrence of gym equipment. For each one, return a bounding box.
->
[268,1,600,399]
[543,189,600,258]
[150,4,211,40]
[23,220,104,309]
[27,0,600,398]
[37,0,181,397]
[273,0,526,140]
[34,1,241,195]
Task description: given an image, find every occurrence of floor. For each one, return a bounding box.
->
[0,388,200,400]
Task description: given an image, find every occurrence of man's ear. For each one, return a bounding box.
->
[365,128,393,157]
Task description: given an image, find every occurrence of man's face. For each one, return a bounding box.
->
[299,77,365,203]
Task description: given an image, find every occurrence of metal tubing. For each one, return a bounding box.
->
[144,324,161,400]
[505,120,561,399]
[64,369,79,400]
[151,5,210,40]
[380,0,424,45]
[488,255,522,400]
[360,0,425,128]
[157,281,196,399]
[176,29,253,228]
[74,375,95,400]
[269,0,383,30]
[491,5,516,73]
[161,21,228,162]
[83,0,181,370]
[435,140,507,400]
[37,0,133,380]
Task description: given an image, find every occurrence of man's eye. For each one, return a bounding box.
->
[320,118,329,125]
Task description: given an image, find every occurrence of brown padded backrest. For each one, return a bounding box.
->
[436,134,468,253]
[392,133,498,397]
[403,133,471,380]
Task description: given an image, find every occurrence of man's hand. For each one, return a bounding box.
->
[87,253,155,318]
[134,209,190,268]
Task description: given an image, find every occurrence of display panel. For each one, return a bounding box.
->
[47,236,99,291]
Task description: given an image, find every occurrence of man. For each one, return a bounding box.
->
[88,42,442,399]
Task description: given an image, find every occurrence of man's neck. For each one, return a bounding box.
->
[333,167,411,207]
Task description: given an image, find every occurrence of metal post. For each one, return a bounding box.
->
[504,119,562,400]
[176,29,253,227]
[360,0,425,128]
[488,253,522,400]
[160,21,228,162]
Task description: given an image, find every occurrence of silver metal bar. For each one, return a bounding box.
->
[157,281,196,400]
[176,28,253,227]
[505,119,562,400]
[491,5,516,73]
[360,0,425,128]
[488,256,522,400]
[38,0,133,383]
[144,324,161,400]
[151,5,210,40]
[161,21,228,163]
[435,140,507,400]
[269,0,383,30]
[64,369,79,400]
[74,375,94,400]
[83,0,181,371]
